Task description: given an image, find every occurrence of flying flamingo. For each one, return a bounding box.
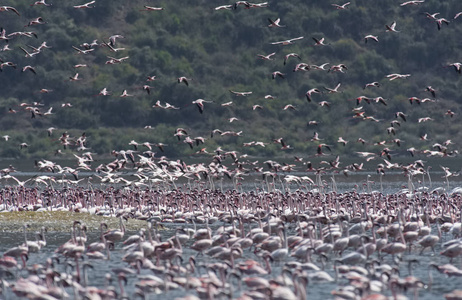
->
[328,64,347,73]
[270,36,304,45]
[305,88,322,102]
[364,81,380,89]
[337,137,348,146]
[178,76,191,86]
[214,5,233,10]
[364,35,379,43]
[69,73,81,81]
[435,18,450,30]
[140,6,164,11]
[267,17,285,28]
[73,1,96,9]
[230,90,252,96]
[317,144,331,155]
[22,66,36,74]
[293,62,310,71]
[98,87,111,96]
[283,53,301,65]
[386,73,411,80]
[25,17,46,27]
[313,37,329,46]
[192,99,212,114]
[30,0,52,6]
[445,62,462,74]
[141,85,151,94]
[272,71,285,79]
[445,110,455,117]
[425,86,437,98]
[324,82,342,93]
[257,52,276,60]
[386,21,400,32]
[425,12,440,20]
[19,46,40,58]
[108,34,124,47]
[400,1,424,6]
[120,90,133,97]
[311,63,330,70]
[332,2,351,9]
[0,28,8,43]
[0,6,20,16]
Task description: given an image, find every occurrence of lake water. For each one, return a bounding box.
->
[0,221,460,299]
[1,157,462,299]
[2,156,462,195]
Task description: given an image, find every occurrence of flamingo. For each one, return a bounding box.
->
[140,6,164,11]
[311,63,330,70]
[364,35,379,43]
[329,64,347,73]
[22,65,36,74]
[435,18,450,30]
[305,88,322,102]
[313,37,329,46]
[19,46,40,58]
[445,62,462,74]
[103,42,126,52]
[293,62,310,71]
[272,71,285,79]
[324,82,342,93]
[25,17,46,27]
[338,137,348,146]
[230,90,252,96]
[400,0,424,6]
[386,73,411,80]
[108,34,124,47]
[31,0,52,6]
[214,5,233,10]
[268,17,285,28]
[192,99,212,114]
[257,52,276,60]
[69,73,81,81]
[73,1,96,9]
[178,76,191,86]
[440,242,462,262]
[425,86,437,98]
[98,87,111,96]
[332,2,351,9]
[270,36,304,45]
[0,6,20,16]
[283,53,301,65]
[0,27,9,40]
[120,90,133,97]
[103,217,126,243]
[385,21,400,32]
[7,31,37,38]
[106,56,129,64]
[283,104,297,111]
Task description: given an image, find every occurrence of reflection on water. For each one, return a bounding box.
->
[0,224,459,299]
[1,157,462,299]
[1,157,462,195]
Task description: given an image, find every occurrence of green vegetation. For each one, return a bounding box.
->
[0,211,148,232]
[0,0,461,160]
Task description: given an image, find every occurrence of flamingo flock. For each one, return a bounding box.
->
[1,0,462,299]
[1,187,462,299]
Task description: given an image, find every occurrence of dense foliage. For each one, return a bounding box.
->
[0,0,461,160]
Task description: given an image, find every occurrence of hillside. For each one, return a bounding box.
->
[0,0,461,161]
